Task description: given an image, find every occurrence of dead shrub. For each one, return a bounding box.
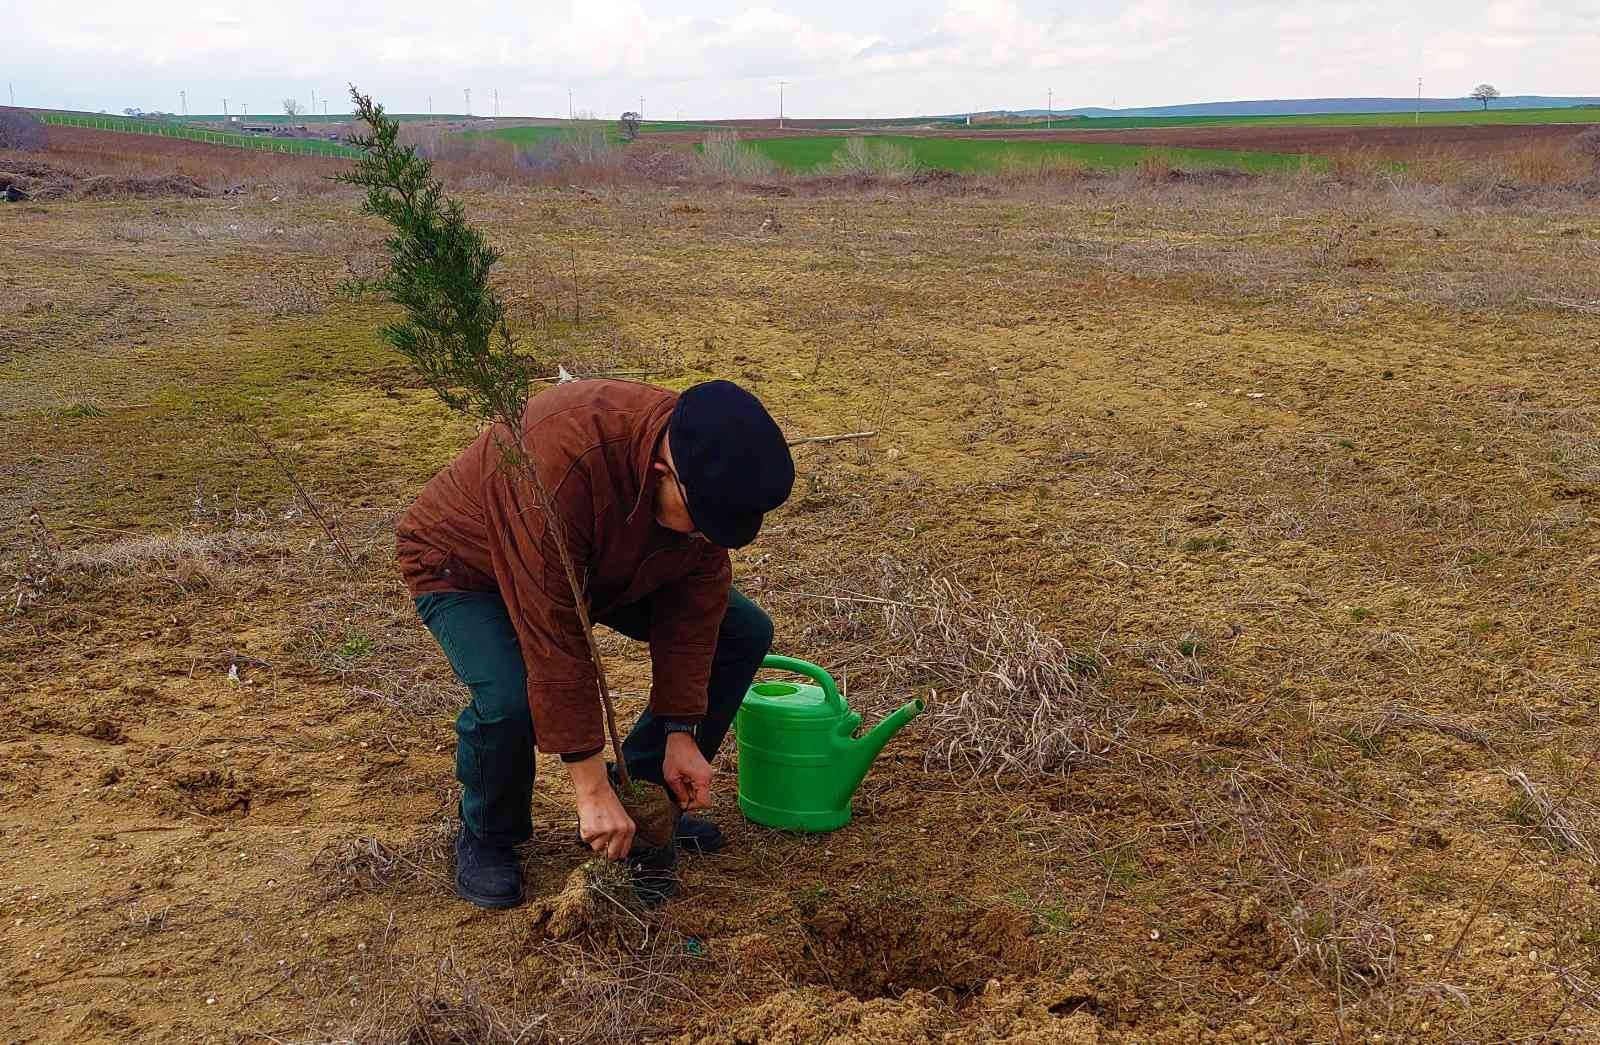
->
[1132,151,1176,184]
[874,557,1129,779]
[697,131,780,180]
[1327,148,1383,185]
[828,137,918,179]
[267,271,327,317]
[1506,142,1590,186]
[1572,127,1600,168]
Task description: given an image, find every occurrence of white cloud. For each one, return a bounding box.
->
[6,0,1596,117]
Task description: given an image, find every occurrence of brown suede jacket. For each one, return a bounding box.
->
[396,380,732,755]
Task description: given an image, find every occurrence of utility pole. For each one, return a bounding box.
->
[323,100,328,117]
[180,89,187,116]
[242,102,248,117]
[568,89,573,120]
[494,88,499,116]
[310,87,316,117]
[639,95,644,120]
[223,98,229,118]
[778,80,787,129]
[464,88,471,116]
[1415,76,1422,125]
[8,83,13,107]
[1047,87,1052,128]
[428,95,433,115]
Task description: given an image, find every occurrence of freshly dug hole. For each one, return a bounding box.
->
[796,892,1037,1003]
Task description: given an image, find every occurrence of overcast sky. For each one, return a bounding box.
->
[9,0,1597,119]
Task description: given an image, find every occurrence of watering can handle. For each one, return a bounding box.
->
[758,655,845,714]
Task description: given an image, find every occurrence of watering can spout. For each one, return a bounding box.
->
[833,698,925,801]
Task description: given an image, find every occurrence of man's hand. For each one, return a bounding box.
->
[567,754,636,860]
[663,732,713,812]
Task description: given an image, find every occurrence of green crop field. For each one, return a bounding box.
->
[969,106,1600,131]
[39,113,364,157]
[744,134,1314,174]
[481,121,721,147]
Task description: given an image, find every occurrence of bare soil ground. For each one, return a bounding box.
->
[3,169,1600,1043]
[1011,123,1598,161]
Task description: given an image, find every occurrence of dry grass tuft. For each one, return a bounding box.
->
[1286,866,1399,989]
[874,558,1130,779]
[1506,770,1597,861]
[312,818,455,897]
[287,589,466,717]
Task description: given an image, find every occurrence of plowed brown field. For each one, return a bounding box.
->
[3,171,1599,1043]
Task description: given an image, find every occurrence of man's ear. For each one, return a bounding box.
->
[650,461,669,475]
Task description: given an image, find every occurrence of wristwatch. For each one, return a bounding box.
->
[662,720,698,739]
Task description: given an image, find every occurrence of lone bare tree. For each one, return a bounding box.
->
[283,98,304,119]
[619,110,641,141]
[1470,84,1500,110]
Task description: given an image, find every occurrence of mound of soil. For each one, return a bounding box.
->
[0,159,211,201]
[685,976,1106,1044]
[74,173,211,200]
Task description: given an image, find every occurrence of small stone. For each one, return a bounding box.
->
[206,997,216,1005]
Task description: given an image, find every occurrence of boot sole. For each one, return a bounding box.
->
[455,879,525,910]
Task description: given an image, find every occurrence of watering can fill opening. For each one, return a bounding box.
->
[735,655,924,833]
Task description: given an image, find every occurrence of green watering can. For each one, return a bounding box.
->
[735,655,924,832]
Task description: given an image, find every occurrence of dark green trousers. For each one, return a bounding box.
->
[415,588,773,846]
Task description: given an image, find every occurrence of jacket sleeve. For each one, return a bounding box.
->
[644,544,732,723]
[481,446,605,756]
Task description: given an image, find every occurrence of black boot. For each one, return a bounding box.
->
[627,840,679,908]
[674,814,725,854]
[454,825,524,909]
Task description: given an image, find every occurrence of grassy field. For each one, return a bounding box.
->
[747,133,1315,172]
[982,105,1600,131]
[38,113,364,157]
[3,160,1599,1042]
[481,120,721,146]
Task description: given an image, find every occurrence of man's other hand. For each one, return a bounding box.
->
[663,732,713,812]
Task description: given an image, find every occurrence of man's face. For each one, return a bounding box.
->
[652,436,700,536]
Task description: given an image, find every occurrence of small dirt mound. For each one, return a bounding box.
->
[516,860,640,945]
[161,768,251,816]
[796,892,1037,1002]
[682,976,1105,1044]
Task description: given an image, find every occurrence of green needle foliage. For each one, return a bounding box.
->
[336,86,539,425]
[338,86,631,784]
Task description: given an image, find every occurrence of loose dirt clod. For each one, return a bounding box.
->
[519,860,641,944]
